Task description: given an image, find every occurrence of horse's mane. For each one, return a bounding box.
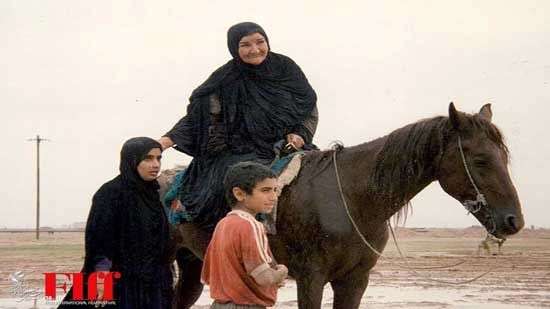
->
[370,112,508,223]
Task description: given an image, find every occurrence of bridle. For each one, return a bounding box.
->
[457,136,499,237]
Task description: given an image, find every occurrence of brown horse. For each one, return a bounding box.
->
[163,103,524,309]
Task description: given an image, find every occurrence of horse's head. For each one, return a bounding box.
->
[437,103,524,239]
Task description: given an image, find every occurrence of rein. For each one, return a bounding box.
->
[331,139,499,285]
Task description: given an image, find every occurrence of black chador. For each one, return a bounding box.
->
[164,22,318,231]
[59,137,174,308]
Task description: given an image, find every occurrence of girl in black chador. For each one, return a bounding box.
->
[59,137,174,308]
[158,22,319,232]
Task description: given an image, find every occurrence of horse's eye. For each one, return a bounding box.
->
[473,159,489,167]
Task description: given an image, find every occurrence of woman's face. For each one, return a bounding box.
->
[137,148,162,181]
[238,32,268,65]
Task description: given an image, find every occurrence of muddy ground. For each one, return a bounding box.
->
[1,227,549,308]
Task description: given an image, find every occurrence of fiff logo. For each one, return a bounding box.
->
[44,272,121,300]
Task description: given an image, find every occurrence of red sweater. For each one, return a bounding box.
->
[201,210,277,307]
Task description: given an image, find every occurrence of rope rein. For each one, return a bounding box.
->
[331,139,499,285]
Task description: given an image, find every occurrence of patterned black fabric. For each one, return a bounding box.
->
[164,22,317,231]
[59,137,173,308]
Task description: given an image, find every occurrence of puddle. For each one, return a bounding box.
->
[1,281,547,308]
[190,281,546,308]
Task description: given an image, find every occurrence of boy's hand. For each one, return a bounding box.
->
[251,264,289,287]
[274,264,288,286]
[275,264,288,274]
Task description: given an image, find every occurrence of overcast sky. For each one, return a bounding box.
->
[1,0,548,229]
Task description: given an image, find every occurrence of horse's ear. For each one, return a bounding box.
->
[478,103,493,122]
[448,102,463,130]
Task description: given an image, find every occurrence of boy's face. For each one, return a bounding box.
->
[235,177,279,215]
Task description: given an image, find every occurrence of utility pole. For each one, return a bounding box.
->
[27,135,49,240]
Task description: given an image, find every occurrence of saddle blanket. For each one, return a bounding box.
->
[164,153,304,229]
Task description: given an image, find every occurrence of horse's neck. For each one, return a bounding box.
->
[338,124,443,221]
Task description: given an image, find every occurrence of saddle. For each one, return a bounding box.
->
[164,148,305,235]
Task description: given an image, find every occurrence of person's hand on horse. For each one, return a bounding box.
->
[286,133,305,150]
[157,136,174,151]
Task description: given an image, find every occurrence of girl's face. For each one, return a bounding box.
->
[137,148,162,181]
[238,32,268,65]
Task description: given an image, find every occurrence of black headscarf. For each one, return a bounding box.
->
[226,22,270,62]
[119,137,162,197]
[120,137,162,177]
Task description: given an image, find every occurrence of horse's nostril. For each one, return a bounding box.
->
[506,215,518,232]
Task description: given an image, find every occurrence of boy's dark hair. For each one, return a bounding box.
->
[224,162,277,207]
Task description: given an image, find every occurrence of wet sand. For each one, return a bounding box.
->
[1,227,549,308]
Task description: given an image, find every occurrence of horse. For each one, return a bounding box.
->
[162,103,524,309]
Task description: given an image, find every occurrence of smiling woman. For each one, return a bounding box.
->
[237,32,269,65]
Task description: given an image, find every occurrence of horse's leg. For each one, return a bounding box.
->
[178,222,212,259]
[330,270,370,309]
[296,274,326,309]
[172,222,212,308]
[173,248,204,309]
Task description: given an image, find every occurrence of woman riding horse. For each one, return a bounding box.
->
[158,21,318,232]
